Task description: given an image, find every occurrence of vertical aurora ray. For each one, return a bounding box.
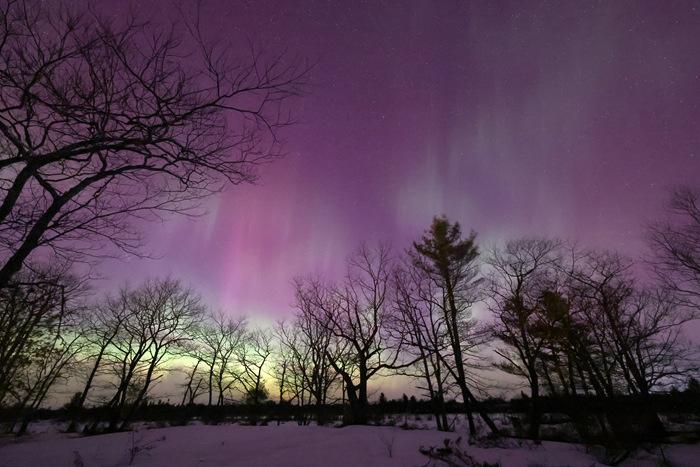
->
[97,0,700,321]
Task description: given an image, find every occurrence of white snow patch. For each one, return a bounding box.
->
[0,422,697,466]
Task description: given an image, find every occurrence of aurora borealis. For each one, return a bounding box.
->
[102,0,700,320]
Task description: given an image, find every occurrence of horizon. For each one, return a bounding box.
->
[2,2,700,461]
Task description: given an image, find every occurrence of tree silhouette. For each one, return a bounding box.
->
[648,186,700,315]
[0,1,309,289]
[392,260,453,431]
[411,216,498,436]
[486,238,562,441]
[295,245,413,425]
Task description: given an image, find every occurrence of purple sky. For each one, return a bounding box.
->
[102,0,700,320]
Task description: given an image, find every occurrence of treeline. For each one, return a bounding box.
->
[0,276,275,433]
[0,0,698,448]
[3,385,700,426]
[1,189,700,444]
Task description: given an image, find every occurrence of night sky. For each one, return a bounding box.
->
[102,0,700,320]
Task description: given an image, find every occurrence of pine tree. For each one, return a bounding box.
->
[411,216,498,436]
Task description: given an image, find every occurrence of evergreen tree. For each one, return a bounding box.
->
[411,216,498,436]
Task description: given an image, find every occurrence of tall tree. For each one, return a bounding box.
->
[66,295,131,431]
[486,238,562,441]
[392,262,453,431]
[411,216,498,436]
[295,245,411,425]
[276,312,338,424]
[238,328,273,406]
[95,278,204,431]
[563,250,696,399]
[196,312,247,406]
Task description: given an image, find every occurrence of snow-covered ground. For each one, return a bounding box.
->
[0,421,698,466]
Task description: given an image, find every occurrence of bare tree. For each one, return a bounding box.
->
[272,322,301,405]
[392,262,453,431]
[238,328,273,406]
[179,347,206,406]
[270,331,292,403]
[295,245,412,425]
[93,278,204,431]
[0,0,309,289]
[529,289,590,398]
[277,310,339,424]
[527,247,698,442]
[623,289,698,391]
[11,321,85,434]
[648,186,700,314]
[485,238,562,441]
[65,296,133,431]
[563,250,695,398]
[0,262,88,436]
[0,263,85,408]
[195,311,247,406]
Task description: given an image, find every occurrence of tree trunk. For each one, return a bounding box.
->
[528,373,541,442]
[443,278,498,437]
[343,379,369,425]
